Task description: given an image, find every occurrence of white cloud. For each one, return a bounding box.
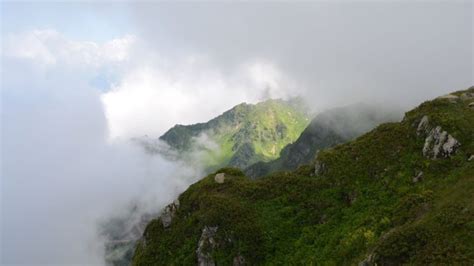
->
[2,29,135,67]
[0,30,205,265]
[1,28,300,264]
[101,57,300,139]
[3,29,300,140]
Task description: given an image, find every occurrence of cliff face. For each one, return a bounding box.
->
[132,87,474,265]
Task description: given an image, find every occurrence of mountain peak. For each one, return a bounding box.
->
[159,98,310,171]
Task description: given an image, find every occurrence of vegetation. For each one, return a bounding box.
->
[133,87,474,265]
[160,98,310,171]
[245,103,401,178]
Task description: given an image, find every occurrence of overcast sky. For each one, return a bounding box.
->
[1,1,472,265]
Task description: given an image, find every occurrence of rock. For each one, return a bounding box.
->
[422,126,460,159]
[358,253,375,266]
[442,135,460,155]
[460,92,474,100]
[413,171,423,183]
[469,102,474,109]
[197,226,218,266]
[416,115,430,136]
[468,155,474,161]
[233,255,246,266]
[314,160,325,176]
[160,199,180,228]
[437,94,459,103]
[214,173,225,184]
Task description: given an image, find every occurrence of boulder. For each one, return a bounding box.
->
[416,115,430,136]
[214,173,225,184]
[413,171,423,183]
[422,126,460,159]
[233,255,246,266]
[314,160,326,176]
[160,199,180,228]
[197,226,218,266]
[469,102,474,109]
[468,155,474,161]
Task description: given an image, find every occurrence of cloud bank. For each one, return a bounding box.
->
[1,28,301,265]
[130,1,472,108]
[1,31,204,264]
[1,2,472,265]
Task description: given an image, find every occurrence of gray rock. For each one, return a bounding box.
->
[416,115,430,136]
[460,92,474,100]
[437,94,459,103]
[413,171,423,183]
[422,126,460,159]
[468,155,474,161]
[314,160,325,176]
[469,102,474,109]
[358,253,375,266]
[233,255,246,266]
[160,199,180,228]
[197,226,218,266]
[214,173,225,184]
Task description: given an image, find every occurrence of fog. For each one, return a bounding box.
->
[1,1,472,265]
[1,54,204,264]
[130,1,473,109]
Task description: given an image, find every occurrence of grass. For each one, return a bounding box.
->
[133,87,474,265]
[162,98,310,171]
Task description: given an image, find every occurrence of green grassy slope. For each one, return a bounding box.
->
[245,103,401,179]
[160,98,310,171]
[133,87,474,265]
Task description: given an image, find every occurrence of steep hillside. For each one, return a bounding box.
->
[160,98,310,170]
[245,104,401,178]
[132,87,474,265]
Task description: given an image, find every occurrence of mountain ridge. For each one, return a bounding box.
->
[245,103,402,178]
[132,86,474,265]
[159,98,311,171]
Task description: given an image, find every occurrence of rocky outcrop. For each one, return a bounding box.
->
[416,116,460,159]
[460,91,474,100]
[422,126,460,159]
[160,199,180,228]
[413,171,423,183]
[416,115,430,136]
[233,255,246,266]
[358,254,375,266]
[314,160,326,176]
[214,173,225,184]
[437,94,460,103]
[197,226,218,266]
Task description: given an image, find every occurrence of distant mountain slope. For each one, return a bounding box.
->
[132,87,474,265]
[159,98,310,170]
[245,103,402,178]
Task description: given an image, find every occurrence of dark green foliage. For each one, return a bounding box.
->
[133,87,474,265]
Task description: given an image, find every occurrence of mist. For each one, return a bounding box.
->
[1,1,472,265]
[1,54,205,264]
